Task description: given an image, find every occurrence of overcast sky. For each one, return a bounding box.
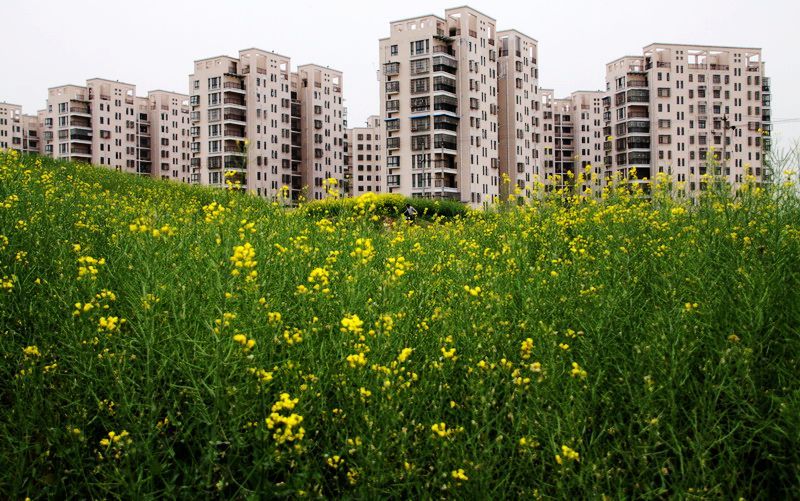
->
[2,0,799,142]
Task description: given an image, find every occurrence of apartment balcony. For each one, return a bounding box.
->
[69,144,92,156]
[431,155,457,173]
[224,124,246,138]
[223,110,247,123]
[626,137,650,150]
[433,115,459,132]
[224,139,246,155]
[223,96,246,108]
[626,90,649,103]
[433,81,456,94]
[433,45,455,56]
[69,104,91,116]
[434,95,458,113]
[627,152,651,165]
[69,128,92,142]
[627,80,648,88]
[223,81,246,93]
[139,125,150,136]
[433,135,457,152]
[432,56,457,74]
[384,62,400,76]
[69,116,91,128]
[626,108,649,119]
[223,155,247,170]
[410,121,430,133]
[627,121,650,134]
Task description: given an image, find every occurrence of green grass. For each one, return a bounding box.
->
[1,150,800,498]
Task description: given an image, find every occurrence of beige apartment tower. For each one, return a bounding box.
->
[147,90,192,183]
[539,90,604,194]
[189,49,345,202]
[379,6,501,206]
[0,103,23,152]
[41,79,191,180]
[497,30,541,199]
[347,115,383,195]
[603,43,771,192]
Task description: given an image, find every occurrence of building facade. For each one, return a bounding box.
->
[497,30,541,199]
[603,43,770,193]
[189,50,345,202]
[40,79,190,180]
[0,103,24,152]
[347,115,383,195]
[21,113,41,154]
[148,90,192,183]
[379,6,500,205]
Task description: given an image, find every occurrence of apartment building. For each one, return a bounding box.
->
[603,43,771,192]
[1,104,48,155]
[497,30,541,199]
[567,91,605,195]
[379,6,500,205]
[294,64,346,200]
[189,50,345,202]
[44,80,138,171]
[148,90,192,183]
[40,79,191,180]
[21,113,41,154]
[347,115,383,195]
[0,103,23,151]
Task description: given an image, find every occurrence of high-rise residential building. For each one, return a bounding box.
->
[294,64,346,200]
[44,79,140,171]
[0,103,26,152]
[21,113,41,154]
[189,49,345,202]
[347,115,383,195]
[569,91,605,195]
[147,90,192,183]
[497,30,541,199]
[40,78,190,180]
[539,90,604,194]
[602,43,771,193]
[343,125,352,195]
[379,6,500,205]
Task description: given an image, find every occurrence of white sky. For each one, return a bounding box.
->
[2,0,799,143]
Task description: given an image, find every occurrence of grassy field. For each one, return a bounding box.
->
[1,150,800,498]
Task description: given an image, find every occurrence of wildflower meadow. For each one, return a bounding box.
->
[1,149,799,498]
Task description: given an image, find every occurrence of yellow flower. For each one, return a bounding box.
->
[451,468,469,481]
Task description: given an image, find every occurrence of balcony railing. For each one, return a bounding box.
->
[433,46,454,56]
[223,111,247,122]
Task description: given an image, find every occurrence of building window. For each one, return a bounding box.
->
[410,39,429,56]
[410,78,429,95]
[410,58,430,75]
